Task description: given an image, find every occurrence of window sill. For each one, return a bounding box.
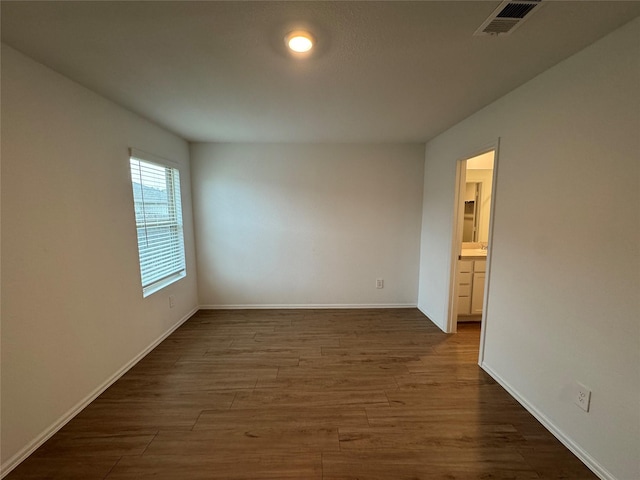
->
[142,271,186,298]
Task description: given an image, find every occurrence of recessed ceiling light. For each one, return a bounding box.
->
[285,30,314,53]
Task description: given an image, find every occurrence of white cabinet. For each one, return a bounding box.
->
[457,259,486,316]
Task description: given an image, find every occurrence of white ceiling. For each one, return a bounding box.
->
[2,1,639,143]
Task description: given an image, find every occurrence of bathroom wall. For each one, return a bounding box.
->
[466,168,493,243]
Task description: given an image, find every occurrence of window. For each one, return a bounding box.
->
[129,149,186,297]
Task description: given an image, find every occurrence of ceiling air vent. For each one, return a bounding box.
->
[474,0,543,36]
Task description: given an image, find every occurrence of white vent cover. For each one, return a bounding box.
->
[474,0,544,36]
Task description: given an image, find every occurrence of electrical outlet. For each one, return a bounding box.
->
[376,279,384,289]
[169,295,175,308]
[573,382,591,412]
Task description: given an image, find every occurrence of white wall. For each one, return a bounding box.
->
[417,18,639,480]
[191,143,424,307]
[1,45,199,472]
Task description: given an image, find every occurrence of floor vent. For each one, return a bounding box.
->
[474,0,543,36]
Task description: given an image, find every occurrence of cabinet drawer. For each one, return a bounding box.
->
[474,260,486,273]
[458,260,473,273]
[458,284,471,296]
[457,295,471,315]
[458,272,472,284]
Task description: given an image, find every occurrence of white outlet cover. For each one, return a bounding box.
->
[574,382,591,412]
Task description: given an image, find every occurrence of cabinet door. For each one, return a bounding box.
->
[471,273,486,314]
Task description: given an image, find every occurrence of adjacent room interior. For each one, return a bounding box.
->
[2,2,639,480]
[453,150,496,328]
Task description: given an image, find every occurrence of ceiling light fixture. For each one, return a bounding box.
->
[285,30,314,53]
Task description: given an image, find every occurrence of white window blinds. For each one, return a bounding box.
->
[129,149,186,296]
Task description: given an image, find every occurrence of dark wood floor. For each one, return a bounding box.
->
[8,309,596,479]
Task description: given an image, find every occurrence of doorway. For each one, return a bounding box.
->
[447,145,499,363]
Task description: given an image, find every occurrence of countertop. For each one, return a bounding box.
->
[459,249,488,260]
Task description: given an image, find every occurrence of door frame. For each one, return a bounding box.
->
[445,139,500,365]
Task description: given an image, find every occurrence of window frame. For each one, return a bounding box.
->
[129,148,186,298]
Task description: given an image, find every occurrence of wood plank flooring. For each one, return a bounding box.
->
[7,309,596,479]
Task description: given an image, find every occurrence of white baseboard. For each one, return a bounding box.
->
[480,362,615,480]
[199,303,417,310]
[0,306,199,479]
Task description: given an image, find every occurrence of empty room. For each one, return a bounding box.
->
[1,2,639,479]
